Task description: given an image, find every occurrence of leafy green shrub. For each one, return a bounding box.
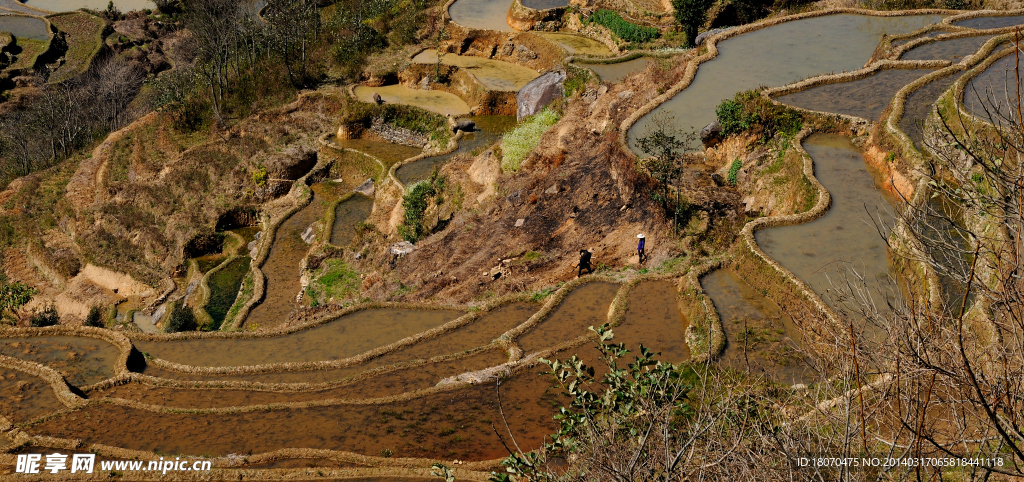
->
[0,280,36,321]
[587,9,660,43]
[400,172,446,242]
[727,158,742,186]
[501,108,560,172]
[85,306,105,327]
[30,306,60,327]
[715,91,803,142]
[251,165,268,187]
[564,64,592,98]
[165,303,197,332]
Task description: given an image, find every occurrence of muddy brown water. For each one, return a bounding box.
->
[0,368,65,423]
[954,15,1024,29]
[701,269,815,385]
[353,85,472,117]
[755,134,898,313]
[615,280,690,363]
[31,369,563,461]
[522,0,567,8]
[396,116,515,185]
[330,194,373,247]
[137,309,460,367]
[24,0,152,11]
[0,15,50,41]
[901,35,992,62]
[628,14,943,151]
[517,282,620,353]
[775,69,934,122]
[578,57,652,83]
[137,303,535,383]
[963,52,1024,124]
[448,0,513,32]
[412,50,540,92]
[328,137,423,171]
[535,32,613,57]
[243,182,346,329]
[0,337,119,386]
[892,29,948,47]
[898,73,958,149]
[94,349,509,408]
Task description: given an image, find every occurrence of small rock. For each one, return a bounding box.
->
[354,179,375,197]
[354,252,363,260]
[391,241,416,256]
[617,90,633,100]
[300,225,316,244]
[419,76,430,90]
[500,42,514,56]
[544,184,558,194]
[452,119,476,133]
[514,218,525,227]
[248,240,258,258]
[597,85,608,96]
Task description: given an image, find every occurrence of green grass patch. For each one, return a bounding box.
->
[7,38,48,71]
[307,259,361,305]
[48,12,105,83]
[501,108,559,172]
[586,9,659,43]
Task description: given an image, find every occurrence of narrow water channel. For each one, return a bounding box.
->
[396,115,514,185]
[243,182,345,329]
[330,195,374,247]
[754,134,898,313]
[899,73,958,149]
[628,14,942,150]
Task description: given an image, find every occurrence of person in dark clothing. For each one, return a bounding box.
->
[577,249,593,277]
[637,233,646,263]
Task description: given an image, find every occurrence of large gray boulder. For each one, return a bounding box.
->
[700,121,723,148]
[516,70,566,121]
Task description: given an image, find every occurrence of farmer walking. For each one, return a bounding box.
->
[577,249,593,277]
[637,234,646,264]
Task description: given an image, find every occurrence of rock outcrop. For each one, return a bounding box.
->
[516,70,565,120]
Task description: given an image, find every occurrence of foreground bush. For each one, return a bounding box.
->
[716,90,802,141]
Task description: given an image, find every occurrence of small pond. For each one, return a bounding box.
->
[0,14,49,41]
[578,57,652,83]
[448,0,513,32]
[353,85,471,117]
